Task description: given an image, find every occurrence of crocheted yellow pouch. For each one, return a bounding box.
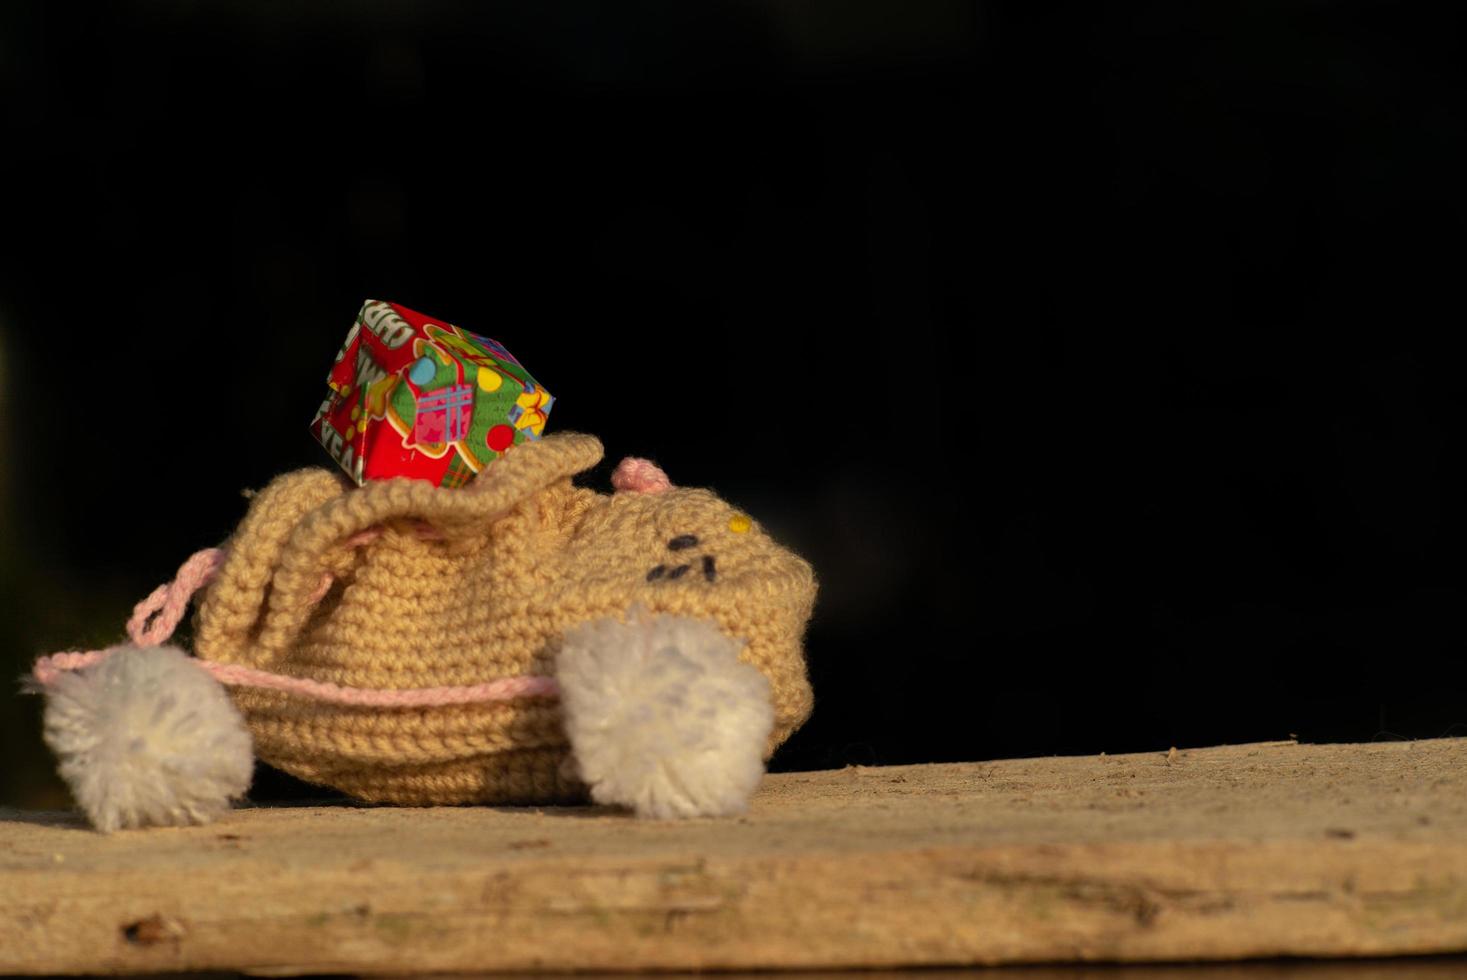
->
[33,432,817,829]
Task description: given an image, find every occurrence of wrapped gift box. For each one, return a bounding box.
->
[310,299,554,487]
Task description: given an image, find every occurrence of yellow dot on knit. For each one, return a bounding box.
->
[357,419,369,433]
[350,405,361,421]
[477,369,503,392]
[189,434,817,807]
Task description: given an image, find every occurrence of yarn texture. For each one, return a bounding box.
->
[190,432,816,805]
[557,610,774,818]
[41,644,254,831]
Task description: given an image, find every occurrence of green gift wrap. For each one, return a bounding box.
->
[309,299,554,487]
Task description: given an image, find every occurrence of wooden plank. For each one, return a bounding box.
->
[4,739,1467,974]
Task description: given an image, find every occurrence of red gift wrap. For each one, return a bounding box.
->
[310,300,554,487]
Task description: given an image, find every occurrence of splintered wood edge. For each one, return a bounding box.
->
[4,738,1467,974]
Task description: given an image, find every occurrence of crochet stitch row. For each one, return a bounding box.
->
[38,432,816,807]
[32,548,560,708]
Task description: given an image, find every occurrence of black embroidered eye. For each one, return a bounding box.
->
[668,563,691,580]
[702,555,717,581]
[646,565,667,581]
[668,534,699,551]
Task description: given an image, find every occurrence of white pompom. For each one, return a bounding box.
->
[557,612,774,819]
[42,645,254,832]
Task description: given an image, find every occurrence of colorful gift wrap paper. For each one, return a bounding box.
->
[310,299,554,487]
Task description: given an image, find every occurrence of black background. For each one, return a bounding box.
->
[2,1,1464,806]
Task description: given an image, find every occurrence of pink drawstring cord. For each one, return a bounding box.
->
[126,547,227,647]
[305,523,445,604]
[31,546,229,687]
[29,650,112,688]
[30,533,560,707]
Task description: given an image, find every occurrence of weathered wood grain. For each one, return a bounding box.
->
[4,739,1467,974]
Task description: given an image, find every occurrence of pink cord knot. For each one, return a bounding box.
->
[611,457,673,495]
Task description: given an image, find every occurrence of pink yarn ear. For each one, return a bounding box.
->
[611,457,673,495]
